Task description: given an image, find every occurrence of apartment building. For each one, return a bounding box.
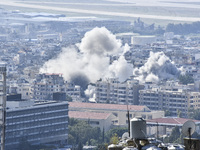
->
[65,82,81,101]
[32,73,81,101]
[32,73,65,100]
[95,78,144,105]
[5,98,68,149]
[139,87,200,117]
[17,82,32,99]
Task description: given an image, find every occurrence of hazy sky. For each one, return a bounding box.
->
[1,0,200,23]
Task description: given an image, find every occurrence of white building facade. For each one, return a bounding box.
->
[95,78,144,105]
[32,73,81,101]
[139,88,200,117]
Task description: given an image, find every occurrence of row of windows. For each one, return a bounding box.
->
[6,121,68,132]
[141,98,187,103]
[142,93,187,98]
[7,104,68,117]
[6,129,68,143]
[7,110,68,120]
[7,115,68,126]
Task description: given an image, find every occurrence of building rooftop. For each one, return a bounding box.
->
[146,117,200,126]
[69,102,150,112]
[7,100,68,111]
[69,111,112,120]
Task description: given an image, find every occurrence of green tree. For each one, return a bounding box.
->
[77,142,83,150]
[179,74,194,85]
[110,133,119,144]
[165,21,200,35]
[68,119,130,148]
[165,109,172,117]
[177,109,182,118]
[95,143,108,150]
[164,126,181,143]
[66,95,73,102]
[188,108,200,120]
[68,118,102,146]
[105,127,128,142]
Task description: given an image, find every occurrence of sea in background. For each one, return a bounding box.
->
[1,0,200,25]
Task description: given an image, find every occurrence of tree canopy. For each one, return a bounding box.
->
[68,118,102,149]
[166,22,200,35]
[188,108,200,120]
[179,74,194,85]
[68,118,128,149]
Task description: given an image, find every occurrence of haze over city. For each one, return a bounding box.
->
[1,0,200,150]
[1,0,200,23]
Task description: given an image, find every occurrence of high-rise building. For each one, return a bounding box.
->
[5,97,68,149]
[139,88,200,117]
[32,73,81,101]
[95,78,144,105]
[32,73,66,100]
[0,64,6,150]
[65,82,81,101]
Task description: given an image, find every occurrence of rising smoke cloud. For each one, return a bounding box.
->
[133,51,180,83]
[40,27,133,87]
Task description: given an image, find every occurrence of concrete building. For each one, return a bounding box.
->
[139,87,200,117]
[32,73,66,100]
[146,117,200,137]
[17,82,32,99]
[32,73,82,101]
[69,102,164,128]
[95,78,144,105]
[5,98,68,149]
[65,83,81,101]
[69,111,115,131]
[131,36,156,46]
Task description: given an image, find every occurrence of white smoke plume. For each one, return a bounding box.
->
[133,51,180,83]
[40,27,133,88]
[105,55,133,82]
[79,27,121,56]
[84,84,96,102]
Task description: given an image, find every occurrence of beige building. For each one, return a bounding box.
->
[69,111,115,131]
[139,88,200,117]
[69,102,164,130]
[95,78,144,105]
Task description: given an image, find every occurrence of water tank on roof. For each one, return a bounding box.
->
[130,117,146,139]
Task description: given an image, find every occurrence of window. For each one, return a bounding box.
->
[126,114,132,118]
[142,114,146,119]
[89,121,99,125]
[147,115,152,119]
[113,113,118,117]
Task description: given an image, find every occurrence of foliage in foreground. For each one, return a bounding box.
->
[68,118,128,149]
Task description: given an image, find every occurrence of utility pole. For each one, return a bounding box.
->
[127,104,130,137]
[156,122,159,139]
[0,65,6,150]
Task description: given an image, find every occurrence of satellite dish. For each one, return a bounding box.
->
[122,132,129,139]
[182,120,196,137]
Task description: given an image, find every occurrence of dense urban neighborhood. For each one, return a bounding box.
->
[1,6,200,149]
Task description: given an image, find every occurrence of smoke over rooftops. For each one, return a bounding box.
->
[40,27,132,85]
[133,51,181,83]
